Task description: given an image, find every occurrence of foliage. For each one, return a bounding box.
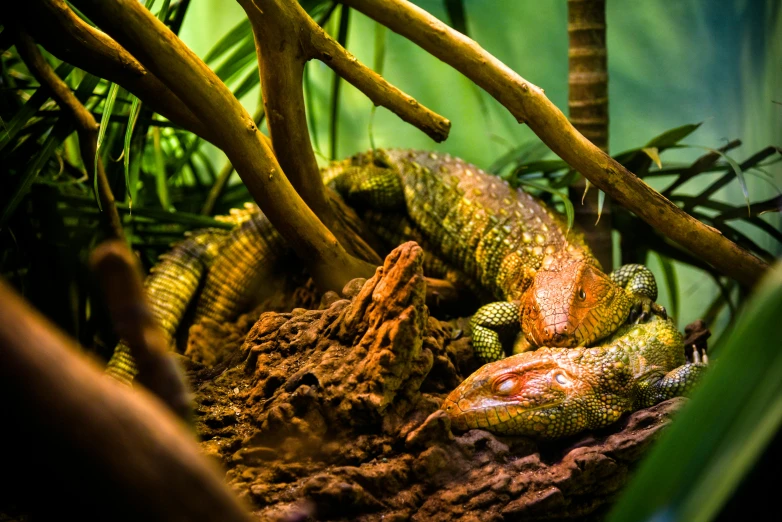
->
[608,259,782,522]
[0,2,780,519]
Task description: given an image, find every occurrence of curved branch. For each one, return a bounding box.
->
[0,280,252,521]
[306,14,451,143]
[22,0,219,146]
[15,30,125,242]
[70,0,376,292]
[340,0,768,287]
[238,0,445,265]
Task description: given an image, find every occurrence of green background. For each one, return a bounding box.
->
[179,0,781,334]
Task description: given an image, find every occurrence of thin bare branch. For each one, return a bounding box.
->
[22,0,219,146]
[340,0,768,287]
[306,11,451,143]
[15,30,125,242]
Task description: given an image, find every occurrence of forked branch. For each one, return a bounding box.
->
[69,0,376,291]
[340,0,768,287]
[238,0,448,263]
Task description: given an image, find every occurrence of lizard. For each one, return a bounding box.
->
[330,149,666,362]
[442,315,708,438]
[106,148,665,382]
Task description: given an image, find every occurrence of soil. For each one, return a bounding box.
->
[185,242,691,521]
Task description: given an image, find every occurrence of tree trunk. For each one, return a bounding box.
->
[567,0,613,270]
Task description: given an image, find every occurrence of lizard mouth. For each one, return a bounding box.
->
[442,395,564,432]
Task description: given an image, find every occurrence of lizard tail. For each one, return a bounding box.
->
[105,229,227,385]
[192,208,286,324]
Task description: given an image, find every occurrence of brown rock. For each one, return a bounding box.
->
[187,242,690,521]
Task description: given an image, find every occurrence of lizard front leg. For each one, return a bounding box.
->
[635,362,708,408]
[610,263,667,322]
[469,301,522,363]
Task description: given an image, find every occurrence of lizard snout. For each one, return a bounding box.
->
[537,316,573,346]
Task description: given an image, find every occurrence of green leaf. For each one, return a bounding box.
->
[94,83,120,210]
[1,73,100,228]
[684,144,750,214]
[596,189,605,225]
[608,260,782,522]
[489,140,551,175]
[304,64,322,156]
[204,19,252,63]
[0,62,74,154]
[152,127,172,211]
[642,146,662,169]
[656,253,679,322]
[443,0,469,35]
[646,123,702,149]
[329,4,351,160]
[368,22,387,151]
[213,37,257,83]
[517,179,574,232]
[123,97,142,210]
[156,0,172,20]
[232,67,261,101]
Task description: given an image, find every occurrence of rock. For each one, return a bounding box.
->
[189,242,689,521]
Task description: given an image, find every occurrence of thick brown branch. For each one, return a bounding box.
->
[340,0,768,287]
[238,0,386,265]
[201,104,266,216]
[91,241,192,422]
[239,0,332,228]
[70,0,375,292]
[22,0,219,146]
[0,279,252,521]
[15,30,125,242]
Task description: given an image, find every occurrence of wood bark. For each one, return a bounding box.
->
[567,0,613,270]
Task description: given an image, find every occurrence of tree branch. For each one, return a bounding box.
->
[70,0,376,292]
[15,30,125,242]
[237,0,447,265]
[91,241,192,422]
[0,279,252,521]
[21,0,219,146]
[340,0,768,288]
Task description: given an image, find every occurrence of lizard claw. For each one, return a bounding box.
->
[630,298,667,324]
[689,344,709,365]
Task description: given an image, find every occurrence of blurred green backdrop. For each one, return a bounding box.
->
[179,0,780,335]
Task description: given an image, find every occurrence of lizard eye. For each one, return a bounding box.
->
[578,288,586,300]
[553,372,571,386]
[493,375,521,396]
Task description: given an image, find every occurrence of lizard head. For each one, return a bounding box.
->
[520,255,630,348]
[442,350,600,438]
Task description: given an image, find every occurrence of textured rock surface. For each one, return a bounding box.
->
[188,242,686,521]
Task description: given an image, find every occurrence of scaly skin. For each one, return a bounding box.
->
[107,149,664,381]
[442,316,707,438]
[105,229,226,384]
[332,149,665,362]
